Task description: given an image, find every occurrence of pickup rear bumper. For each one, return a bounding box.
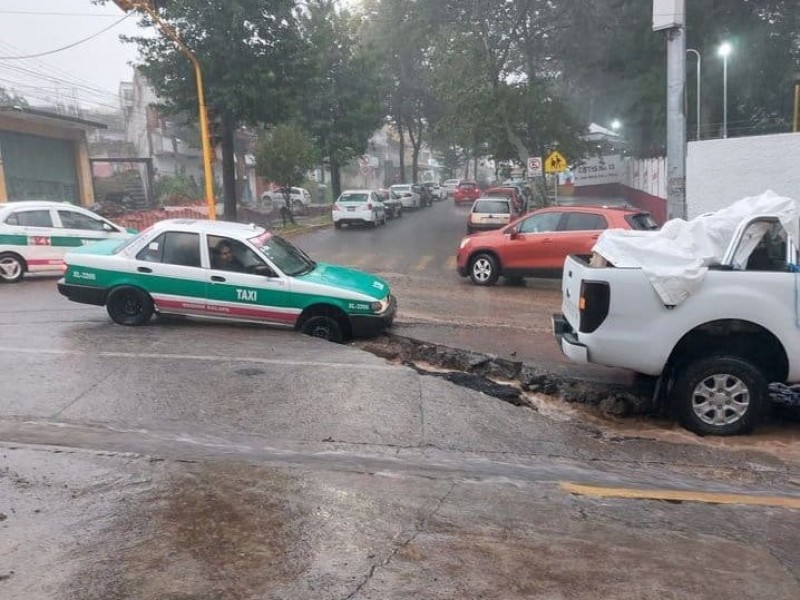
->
[552,313,589,363]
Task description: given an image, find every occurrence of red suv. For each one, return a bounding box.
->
[453,180,481,205]
[456,205,658,286]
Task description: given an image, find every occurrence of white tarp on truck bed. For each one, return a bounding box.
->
[592,191,800,306]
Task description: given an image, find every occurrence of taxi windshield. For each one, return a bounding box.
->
[251,233,315,276]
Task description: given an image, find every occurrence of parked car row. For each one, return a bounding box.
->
[332,182,446,230]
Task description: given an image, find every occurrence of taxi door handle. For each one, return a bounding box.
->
[211,275,226,282]
[137,266,152,273]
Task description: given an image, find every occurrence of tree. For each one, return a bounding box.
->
[0,87,28,107]
[297,0,383,199]
[255,123,317,223]
[116,0,304,220]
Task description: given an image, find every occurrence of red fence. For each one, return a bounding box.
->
[112,206,207,232]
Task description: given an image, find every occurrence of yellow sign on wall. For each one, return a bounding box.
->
[544,151,568,174]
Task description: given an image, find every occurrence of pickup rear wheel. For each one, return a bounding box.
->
[672,355,766,436]
[106,286,154,326]
[469,253,500,286]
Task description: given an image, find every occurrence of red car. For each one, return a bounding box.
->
[456,205,658,286]
[453,180,481,205]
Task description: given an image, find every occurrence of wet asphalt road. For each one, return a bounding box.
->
[291,200,630,384]
[1,278,800,598]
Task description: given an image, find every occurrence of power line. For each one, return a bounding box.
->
[0,15,130,60]
[0,10,121,18]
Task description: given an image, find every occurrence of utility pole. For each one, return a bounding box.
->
[111,0,217,220]
[654,0,687,220]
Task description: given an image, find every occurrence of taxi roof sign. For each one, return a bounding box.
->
[544,151,568,174]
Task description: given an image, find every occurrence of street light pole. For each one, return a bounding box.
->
[686,48,701,140]
[111,1,217,220]
[793,75,800,133]
[718,42,732,139]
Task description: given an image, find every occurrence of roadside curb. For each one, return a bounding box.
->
[276,221,334,239]
[356,333,656,417]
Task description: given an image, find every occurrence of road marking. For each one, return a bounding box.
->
[444,256,457,270]
[0,346,399,371]
[560,482,800,509]
[413,255,433,272]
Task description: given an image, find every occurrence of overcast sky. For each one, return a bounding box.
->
[0,1,147,113]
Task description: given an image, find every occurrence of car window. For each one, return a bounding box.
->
[6,209,53,227]
[338,192,369,203]
[473,200,510,214]
[560,212,608,231]
[58,210,107,231]
[625,213,659,230]
[251,233,315,277]
[137,232,201,267]
[208,235,265,273]
[743,222,789,272]
[518,212,562,234]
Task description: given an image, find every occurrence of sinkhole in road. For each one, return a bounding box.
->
[354,334,800,459]
[354,333,651,417]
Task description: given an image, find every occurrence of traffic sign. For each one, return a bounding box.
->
[544,151,568,174]
[527,156,542,176]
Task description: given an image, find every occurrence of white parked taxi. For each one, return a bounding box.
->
[0,200,134,283]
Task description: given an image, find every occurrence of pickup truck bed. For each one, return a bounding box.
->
[553,209,799,436]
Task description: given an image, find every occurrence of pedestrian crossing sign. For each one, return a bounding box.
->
[544,151,568,174]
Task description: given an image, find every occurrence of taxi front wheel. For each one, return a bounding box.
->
[107,286,154,326]
[300,315,344,343]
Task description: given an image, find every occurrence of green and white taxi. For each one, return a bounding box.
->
[57,219,396,342]
[0,200,134,283]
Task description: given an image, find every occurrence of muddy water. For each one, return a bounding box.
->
[405,357,800,465]
[527,392,800,464]
[65,463,309,600]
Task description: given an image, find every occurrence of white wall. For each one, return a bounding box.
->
[621,156,667,199]
[687,133,800,218]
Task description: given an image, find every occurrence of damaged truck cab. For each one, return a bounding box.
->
[553,207,800,436]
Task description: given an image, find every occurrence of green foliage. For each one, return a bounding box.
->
[296,0,384,198]
[154,171,201,206]
[0,86,28,107]
[255,124,317,190]
[116,0,305,219]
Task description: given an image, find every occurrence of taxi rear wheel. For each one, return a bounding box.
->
[106,286,154,326]
[0,253,25,283]
[300,315,344,343]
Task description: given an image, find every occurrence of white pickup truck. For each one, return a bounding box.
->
[553,198,800,436]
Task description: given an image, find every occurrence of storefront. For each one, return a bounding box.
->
[0,107,105,206]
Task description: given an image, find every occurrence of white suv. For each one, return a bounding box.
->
[261,187,313,214]
[333,190,387,229]
[0,200,133,283]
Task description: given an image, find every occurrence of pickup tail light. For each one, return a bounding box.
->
[579,280,609,333]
